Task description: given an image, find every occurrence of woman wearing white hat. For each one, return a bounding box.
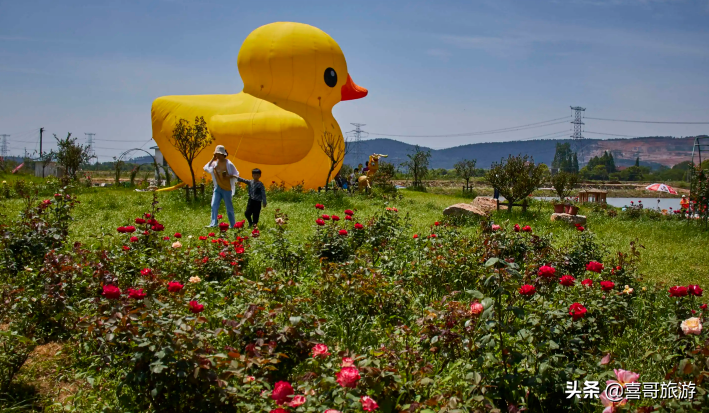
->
[203,145,239,228]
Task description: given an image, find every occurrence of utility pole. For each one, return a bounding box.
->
[39,127,44,157]
[85,132,96,163]
[0,134,9,158]
[570,106,586,162]
[346,123,368,166]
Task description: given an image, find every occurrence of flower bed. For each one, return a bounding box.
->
[0,190,708,412]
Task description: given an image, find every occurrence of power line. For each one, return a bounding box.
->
[585,117,709,124]
[346,123,368,165]
[585,131,638,138]
[369,116,571,138]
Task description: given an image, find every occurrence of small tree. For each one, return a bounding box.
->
[454,159,477,190]
[318,130,348,189]
[402,145,431,188]
[38,149,56,179]
[54,133,94,181]
[550,171,579,200]
[169,116,213,199]
[113,156,125,186]
[486,154,546,212]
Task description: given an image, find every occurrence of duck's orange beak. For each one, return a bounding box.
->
[341,74,368,101]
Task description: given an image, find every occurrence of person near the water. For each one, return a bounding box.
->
[680,195,689,211]
[236,168,267,228]
[203,145,238,228]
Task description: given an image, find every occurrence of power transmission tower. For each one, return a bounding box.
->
[346,123,368,166]
[85,133,96,163]
[0,134,9,158]
[570,106,586,162]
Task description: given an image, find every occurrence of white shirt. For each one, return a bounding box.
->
[203,159,239,195]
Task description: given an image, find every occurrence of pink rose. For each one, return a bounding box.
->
[491,224,501,231]
[311,343,331,358]
[606,369,640,387]
[360,395,379,411]
[287,395,306,407]
[336,366,360,388]
[470,301,484,315]
[341,357,354,367]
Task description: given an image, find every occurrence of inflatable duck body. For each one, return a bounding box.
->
[151,22,368,190]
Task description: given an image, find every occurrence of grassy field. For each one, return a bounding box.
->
[1,184,706,287]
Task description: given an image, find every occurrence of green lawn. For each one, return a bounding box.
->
[1,186,706,286]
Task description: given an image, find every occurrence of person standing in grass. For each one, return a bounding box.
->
[237,168,267,228]
[203,145,238,228]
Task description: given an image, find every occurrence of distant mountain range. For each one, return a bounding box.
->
[344,136,706,170]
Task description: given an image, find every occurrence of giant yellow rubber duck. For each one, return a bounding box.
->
[151,22,367,190]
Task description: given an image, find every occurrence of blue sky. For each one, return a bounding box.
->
[1,0,708,160]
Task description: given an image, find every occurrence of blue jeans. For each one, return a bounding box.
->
[210,186,235,227]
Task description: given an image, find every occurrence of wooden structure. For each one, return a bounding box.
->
[578,189,607,204]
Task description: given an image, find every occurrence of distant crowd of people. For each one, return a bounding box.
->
[331,161,370,191]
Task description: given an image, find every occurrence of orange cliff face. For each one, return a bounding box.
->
[151,22,367,189]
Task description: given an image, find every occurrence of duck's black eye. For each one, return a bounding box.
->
[324,67,337,87]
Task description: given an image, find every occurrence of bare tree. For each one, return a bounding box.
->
[168,116,213,199]
[318,130,349,189]
[454,159,477,190]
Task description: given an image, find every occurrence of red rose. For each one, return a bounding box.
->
[217,214,223,219]
[124,226,136,233]
[600,280,615,291]
[338,229,348,236]
[144,213,151,218]
[344,209,354,216]
[345,215,352,220]
[199,235,208,241]
[332,215,340,221]
[102,285,121,299]
[514,224,520,232]
[522,225,532,232]
[140,268,152,277]
[316,218,325,226]
[135,218,146,224]
[143,230,150,236]
[322,214,330,220]
[271,381,294,405]
[538,265,556,278]
[669,286,689,297]
[251,228,260,237]
[315,204,325,210]
[360,395,379,412]
[413,234,419,239]
[336,366,361,388]
[128,288,146,300]
[434,221,440,226]
[188,300,204,313]
[167,281,183,293]
[129,236,139,243]
[569,303,587,321]
[270,409,289,413]
[235,246,245,254]
[559,275,575,287]
[519,284,536,296]
[122,245,130,251]
[117,226,126,233]
[208,232,215,237]
[354,223,364,230]
[162,236,170,240]
[586,261,604,273]
[581,278,593,287]
[219,222,230,232]
[701,304,707,310]
[174,232,181,238]
[234,220,245,228]
[576,225,585,232]
[311,343,331,358]
[688,285,703,296]
[393,207,398,212]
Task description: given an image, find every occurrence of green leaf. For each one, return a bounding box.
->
[485,258,499,267]
[548,340,559,350]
